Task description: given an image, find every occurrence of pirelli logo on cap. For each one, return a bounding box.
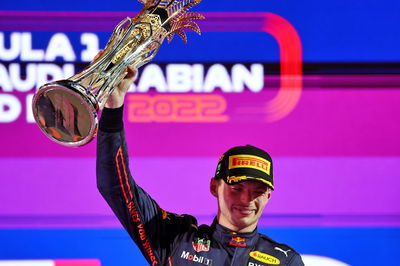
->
[229,155,271,175]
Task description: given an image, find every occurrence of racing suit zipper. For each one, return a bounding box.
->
[230,247,240,266]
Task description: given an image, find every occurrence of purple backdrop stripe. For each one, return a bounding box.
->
[1,87,400,157]
[0,11,267,32]
[0,157,399,228]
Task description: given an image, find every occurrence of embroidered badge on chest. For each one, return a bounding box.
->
[192,237,211,252]
[229,236,247,247]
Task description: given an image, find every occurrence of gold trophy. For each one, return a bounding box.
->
[32,0,204,147]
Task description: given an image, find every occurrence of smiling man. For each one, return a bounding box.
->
[211,145,274,234]
[96,67,304,265]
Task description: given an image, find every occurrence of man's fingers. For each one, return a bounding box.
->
[125,66,138,81]
[115,66,138,94]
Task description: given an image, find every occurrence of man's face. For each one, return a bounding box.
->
[211,179,272,232]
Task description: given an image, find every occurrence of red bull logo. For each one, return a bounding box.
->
[229,236,247,247]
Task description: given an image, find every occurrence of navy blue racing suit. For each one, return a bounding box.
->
[96,107,304,266]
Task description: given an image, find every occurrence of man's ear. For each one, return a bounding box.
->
[210,178,219,198]
[266,190,272,200]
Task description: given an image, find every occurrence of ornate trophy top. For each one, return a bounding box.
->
[135,0,204,43]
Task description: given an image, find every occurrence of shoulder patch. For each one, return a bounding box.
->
[250,251,280,265]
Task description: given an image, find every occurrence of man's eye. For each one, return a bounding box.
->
[232,187,242,191]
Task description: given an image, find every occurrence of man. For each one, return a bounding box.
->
[96,67,304,265]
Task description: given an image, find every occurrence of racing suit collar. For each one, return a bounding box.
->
[212,219,259,248]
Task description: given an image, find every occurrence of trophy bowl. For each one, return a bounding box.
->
[32,80,99,147]
[32,0,204,147]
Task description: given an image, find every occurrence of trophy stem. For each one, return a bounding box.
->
[70,20,161,110]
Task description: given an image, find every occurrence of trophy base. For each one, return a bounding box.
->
[32,80,99,147]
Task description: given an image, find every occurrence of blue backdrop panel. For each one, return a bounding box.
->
[2,0,400,62]
[0,227,399,266]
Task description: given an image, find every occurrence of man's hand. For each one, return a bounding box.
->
[91,50,138,109]
[105,66,138,109]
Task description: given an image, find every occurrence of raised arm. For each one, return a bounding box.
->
[96,67,195,265]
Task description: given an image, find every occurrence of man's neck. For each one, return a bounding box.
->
[216,216,257,233]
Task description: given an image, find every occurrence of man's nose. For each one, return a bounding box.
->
[239,189,252,203]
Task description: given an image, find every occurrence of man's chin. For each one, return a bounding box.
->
[232,217,256,230]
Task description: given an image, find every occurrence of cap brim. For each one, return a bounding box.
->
[225,175,274,190]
